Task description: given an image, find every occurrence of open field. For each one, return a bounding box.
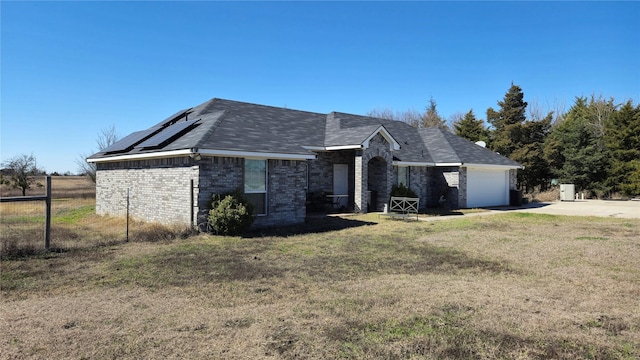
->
[0,176,96,199]
[1,213,638,359]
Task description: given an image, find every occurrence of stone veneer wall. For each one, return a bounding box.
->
[356,134,394,213]
[457,167,467,208]
[96,157,198,225]
[509,169,518,190]
[367,157,387,211]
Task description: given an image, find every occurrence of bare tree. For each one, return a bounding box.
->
[588,94,617,139]
[77,125,119,182]
[2,153,44,196]
[528,97,567,126]
[550,97,567,125]
[96,125,119,151]
[527,97,546,122]
[367,108,396,120]
[367,108,422,128]
[448,112,465,129]
[368,97,449,130]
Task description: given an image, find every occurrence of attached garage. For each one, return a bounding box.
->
[466,167,510,208]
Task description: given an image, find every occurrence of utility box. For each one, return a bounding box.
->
[560,184,575,201]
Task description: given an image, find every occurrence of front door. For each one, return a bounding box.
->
[333,164,348,208]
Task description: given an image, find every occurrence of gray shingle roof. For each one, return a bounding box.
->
[419,127,521,167]
[326,112,434,164]
[88,98,520,169]
[189,99,326,155]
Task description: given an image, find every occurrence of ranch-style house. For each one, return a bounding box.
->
[88,98,522,229]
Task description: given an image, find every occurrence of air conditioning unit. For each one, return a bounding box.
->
[560,184,575,201]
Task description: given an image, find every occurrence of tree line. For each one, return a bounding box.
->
[370,84,640,198]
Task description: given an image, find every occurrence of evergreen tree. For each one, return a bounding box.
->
[453,109,489,143]
[604,100,640,196]
[511,113,552,191]
[486,83,553,191]
[487,84,528,157]
[543,97,609,195]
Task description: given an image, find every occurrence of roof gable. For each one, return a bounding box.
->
[362,125,400,151]
[323,112,400,151]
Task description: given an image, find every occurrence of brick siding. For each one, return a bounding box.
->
[97,156,307,229]
[96,157,198,225]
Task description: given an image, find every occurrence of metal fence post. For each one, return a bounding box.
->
[126,188,130,242]
[44,175,51,250]
[190,179,194,229]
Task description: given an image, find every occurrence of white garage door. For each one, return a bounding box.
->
[466,167,509,208]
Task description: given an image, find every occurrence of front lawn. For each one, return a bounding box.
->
[1,213,638,359]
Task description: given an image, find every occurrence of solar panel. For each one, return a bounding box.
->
[135,120,199,149]
[150,108,192,129]
[101,128,158,153]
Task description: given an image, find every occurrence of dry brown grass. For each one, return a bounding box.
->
[1,176,191,257]
[1,213,639,359]
[525,187,561,203]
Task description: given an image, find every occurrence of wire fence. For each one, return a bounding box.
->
[0,198,47,256]
[0,176,130,257]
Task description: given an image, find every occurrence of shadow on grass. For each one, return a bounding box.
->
[127,231,516,287]
[99,214,517,288]
[242,215,377,238]
[485,202,551,212]
[420,208,465,216]
[297,241,516,281]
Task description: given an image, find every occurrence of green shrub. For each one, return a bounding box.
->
[208,191,255,236]
[390,183,418,198]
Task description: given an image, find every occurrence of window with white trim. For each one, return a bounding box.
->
[244,159,267,215]
[397,166,409,187]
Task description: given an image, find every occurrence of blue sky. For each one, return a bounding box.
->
[2,1,639,174]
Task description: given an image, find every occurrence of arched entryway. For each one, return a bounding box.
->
[354,133,395,213]
[367,156,387,211]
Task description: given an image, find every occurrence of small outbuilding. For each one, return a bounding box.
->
[88,98,521,228]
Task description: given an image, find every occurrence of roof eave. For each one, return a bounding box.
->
[434,162,463,167]
[304,145,363,151]
[198,149,316,160]
[88,148,317,163]
[462,163,523,169]
[87,149,195,163]
[392,161,437,167]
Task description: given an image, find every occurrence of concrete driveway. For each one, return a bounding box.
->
[508,200,640,219]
